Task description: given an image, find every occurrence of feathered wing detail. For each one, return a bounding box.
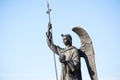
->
[72,27,98,80]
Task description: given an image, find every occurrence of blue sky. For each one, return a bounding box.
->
[0,0,120,80]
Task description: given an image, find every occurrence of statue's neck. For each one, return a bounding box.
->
[64,45,74,52]
[65,44,72,48]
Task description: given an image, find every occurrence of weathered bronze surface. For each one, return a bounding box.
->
[46,24,98,80]
[72,27,98,80]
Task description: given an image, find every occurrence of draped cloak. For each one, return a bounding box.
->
[47,38,82,80]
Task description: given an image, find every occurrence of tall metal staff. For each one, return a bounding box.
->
[46,1,58,80]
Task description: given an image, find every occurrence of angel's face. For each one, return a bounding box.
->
[63,36,70,46]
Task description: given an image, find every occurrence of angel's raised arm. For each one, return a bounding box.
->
[46,23,62,55]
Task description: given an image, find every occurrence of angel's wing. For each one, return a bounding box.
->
[72,27,98,80]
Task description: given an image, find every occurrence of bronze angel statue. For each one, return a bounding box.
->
[46,23,98,80]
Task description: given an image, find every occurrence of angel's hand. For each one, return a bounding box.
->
[48,22,52,31]
[59,54,66,64]
[46,22,52,40]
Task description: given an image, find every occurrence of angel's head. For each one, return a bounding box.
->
[61,34,72,46]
